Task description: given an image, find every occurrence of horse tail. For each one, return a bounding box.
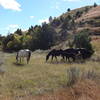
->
[27,51,31,63]
[46,52,51,62]
[16,52,19,62]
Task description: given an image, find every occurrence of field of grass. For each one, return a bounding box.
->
[0,38,100,100]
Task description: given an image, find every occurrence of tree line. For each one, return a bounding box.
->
[0,3,97,52]
[1,24,57,52]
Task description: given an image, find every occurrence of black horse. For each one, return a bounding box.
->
[46,48,94,62]
[76,48,94,59]
[46,48,77,62]
[61,52,76,62]
[61,48,78,62]
[63,48,79,55]
[46,49,62,62]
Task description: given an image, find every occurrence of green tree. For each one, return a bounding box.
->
[52,17,61,27]
[94,2,97,7]
[20,35,32,49]
[15,29,22,35]
[39,24,57,50]
[30,26,42,50]
[27,25,38,36]
[2,34,14,51]
[60,16,64,22]
[74,30,93,52]
[7,34,22,51]
[75,11,83,19]
[67,8,71,12]
[49,16,53,23]
[62,15,72,30]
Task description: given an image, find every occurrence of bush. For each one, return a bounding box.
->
[82,70,99,80]
[74,29,94,53]
[67,67,80,87]
[66,67,100,87]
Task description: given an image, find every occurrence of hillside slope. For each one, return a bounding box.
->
[49,5,100,49]
[52,5,100,37]
[1,5,100,52]
[76,6,100,21]
[76,6,100,35]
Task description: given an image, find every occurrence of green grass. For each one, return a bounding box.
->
[0,53,68,97]
[0,39,100,98]
[0,53,99,97]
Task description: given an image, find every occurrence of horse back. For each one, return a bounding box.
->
[77,48,92,59]
[64,48,78,55]
[17,49,31,57]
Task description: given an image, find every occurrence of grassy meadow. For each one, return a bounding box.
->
[0,37,100,99]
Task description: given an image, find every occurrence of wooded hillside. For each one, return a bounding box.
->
[0,4,100,52]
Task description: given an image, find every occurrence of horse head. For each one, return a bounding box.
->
[46,50,52,62]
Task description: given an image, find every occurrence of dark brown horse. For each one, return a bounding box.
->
[46,49,77,62]
[46,49,62,62]
[46,48,94,62]
[76,48,94,59]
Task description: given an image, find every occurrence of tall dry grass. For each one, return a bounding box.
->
[0,38,100,100]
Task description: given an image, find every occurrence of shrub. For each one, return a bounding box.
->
[74,29,94,53]
[82,70,99,80]
[66,67,100,87]
[67,67,80,87]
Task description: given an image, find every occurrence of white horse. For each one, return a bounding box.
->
[16,49,31,64]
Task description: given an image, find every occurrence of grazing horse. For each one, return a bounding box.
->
[63,48,79,55]
[60,48,79,62]
[46,49,77,62]
[61,49,77,62]
[16,49,31,64]
[46,49,62,62]
[76,48,94,59]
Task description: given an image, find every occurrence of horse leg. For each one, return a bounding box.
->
[73,56,75,62]
[27,51,31,64]
[27,58,28,64]
[27,57,29,64]
[16,57,18,63]
[68,57,71,63]
[16,52,19,63]
[62,55,65,62]
[51,55,53,62]
[66,56,68,62]
[20,57,21,63]
[22,57,23,63]
[55,56,58,62]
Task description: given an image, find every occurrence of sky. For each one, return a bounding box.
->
[0,0,100,36]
